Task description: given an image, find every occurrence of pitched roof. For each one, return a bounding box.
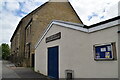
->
[35,16,120,48]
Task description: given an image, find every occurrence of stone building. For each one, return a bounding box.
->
[10,0,83,67]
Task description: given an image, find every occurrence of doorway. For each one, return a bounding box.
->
[31,54,35,67]
[48,46,59,79]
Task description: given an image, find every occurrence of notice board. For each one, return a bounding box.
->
[94,43,116,61]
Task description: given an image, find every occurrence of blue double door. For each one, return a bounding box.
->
[48,46,59,79]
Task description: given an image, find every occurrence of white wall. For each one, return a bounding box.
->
[89,26,118,78]
[35,38,47,75]
[35,24,119,78]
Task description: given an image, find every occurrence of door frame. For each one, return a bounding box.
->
[47,46,59,79]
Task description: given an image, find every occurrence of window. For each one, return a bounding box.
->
[25,19,32,59]
[26,23,31,37]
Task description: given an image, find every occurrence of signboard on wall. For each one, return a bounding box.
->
[46,32,61,43]
[94,43,116,61]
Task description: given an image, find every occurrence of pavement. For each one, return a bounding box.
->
[1,60,51,80]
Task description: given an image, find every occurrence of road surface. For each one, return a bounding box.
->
[1,60,50,80]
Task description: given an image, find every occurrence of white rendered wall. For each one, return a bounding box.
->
[35,24,118,78]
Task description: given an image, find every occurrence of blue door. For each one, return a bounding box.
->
[48,46,59,79]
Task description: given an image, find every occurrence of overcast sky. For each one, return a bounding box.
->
[0,0,119,45]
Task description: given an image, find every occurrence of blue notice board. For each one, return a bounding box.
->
[94,43,113,60]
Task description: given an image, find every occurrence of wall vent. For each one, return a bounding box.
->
[65,69,74,80]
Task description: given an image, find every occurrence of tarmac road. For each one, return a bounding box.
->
[1,60,50,80]
[2,60,20,78]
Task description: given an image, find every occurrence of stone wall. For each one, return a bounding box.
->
[10,2,82,67]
